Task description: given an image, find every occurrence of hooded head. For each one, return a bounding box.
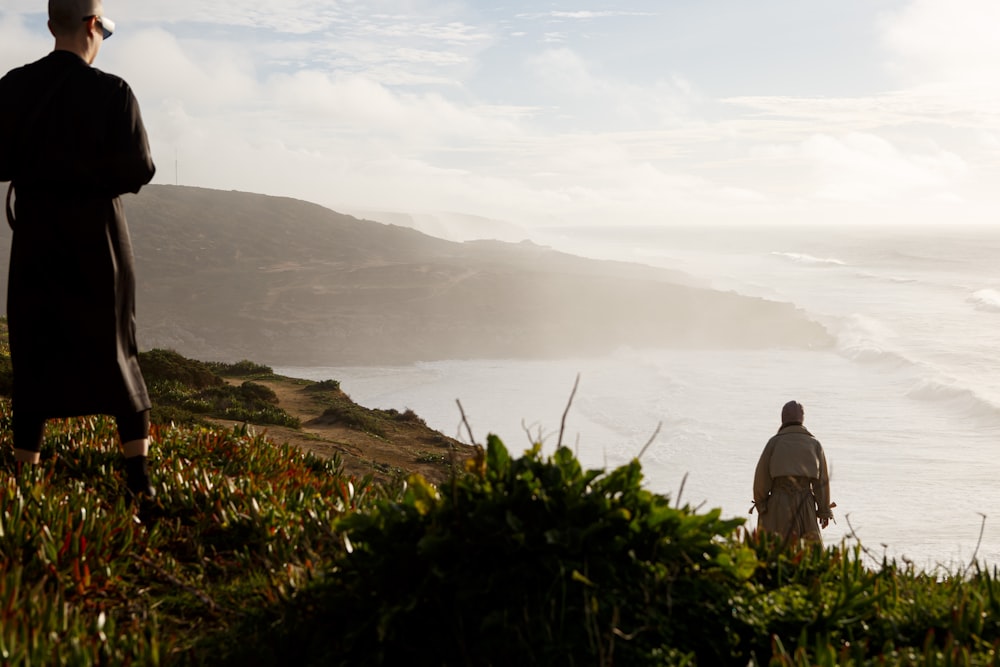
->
[781,400,804,425]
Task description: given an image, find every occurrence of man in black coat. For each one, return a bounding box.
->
[0,0,156,499]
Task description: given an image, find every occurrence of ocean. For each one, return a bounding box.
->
[275,224,1000,571]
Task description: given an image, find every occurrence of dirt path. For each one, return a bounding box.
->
[210,375,474,485]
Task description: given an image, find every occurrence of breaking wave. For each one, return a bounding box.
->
[833,314,911,368]
[906,377,1000,425]
[831,313,1000,425]
[855,270,918,285]
[968,289,1000,313]
[771,252,847,267]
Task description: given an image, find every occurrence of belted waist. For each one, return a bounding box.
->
[772,476,813,492]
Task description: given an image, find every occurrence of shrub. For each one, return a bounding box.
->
[236,381,279,404]
[315,404,384,436]
[139,349,223,390]
[414,451,449,464]
[205,359,274,377]
[230,437,757,666]
[395,408,425,425]
[147,374,298,429]
[196,382,299,428]
[304,379,341,392]
[149,403,207,427]
[0,354,11,397]
[0,318,12,397]
[0,407,365,665]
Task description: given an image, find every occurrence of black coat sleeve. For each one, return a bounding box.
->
[100,81,155,195]
[0,74,18,182]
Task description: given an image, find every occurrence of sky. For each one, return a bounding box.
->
[2,0,1000,228]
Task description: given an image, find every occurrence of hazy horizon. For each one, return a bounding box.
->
[3,1,999,230]
[273,224,1000,567]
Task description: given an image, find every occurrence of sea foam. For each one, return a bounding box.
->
[968,289,1000,313]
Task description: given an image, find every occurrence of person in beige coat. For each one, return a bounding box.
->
[753,401,834,541]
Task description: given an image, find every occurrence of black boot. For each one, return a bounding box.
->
[124,455,155,500]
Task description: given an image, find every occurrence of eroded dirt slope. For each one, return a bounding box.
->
[211,375,476,486]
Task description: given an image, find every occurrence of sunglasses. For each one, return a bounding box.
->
[82,15,115,39]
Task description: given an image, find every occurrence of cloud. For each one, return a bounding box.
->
[527,47,594,95]
[516,11,657,20]
[706,0,1000,218]
[104,28,260,113]
[525,47,700,130]
[799,132,967,202]
[358,17,490,44]
[725,90,1000,140]
[0,12,48,67]
[112,1,349,34]
[880,0,1000,86]
[262,69,521,147]
[5,1,1000,229]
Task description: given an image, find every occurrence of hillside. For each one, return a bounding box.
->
[208,372,471,485]
[0,185,832,366]
[0,325,472,485]
[2,387,997,665]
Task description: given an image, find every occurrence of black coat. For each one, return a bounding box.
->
[0,50,155,417]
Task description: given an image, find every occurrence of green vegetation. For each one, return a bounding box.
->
[137,349,299,428]
[0,320,10,397]
[414,450,450,464]
[0,406,358,665]
[0,323,297,429]
[304,378,341,392]
[238,437,756,666]
[204,359,275,378]
[2,403,1000,664]
[313,403,426,437]
[3,420,1000,665]
[139,348,223,390]
[2,324,1000,664]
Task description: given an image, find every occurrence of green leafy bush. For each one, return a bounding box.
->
[304,379,341,392]
[315,404,384,436]
[5,393,1000,665]
[394,408,425,425]
[155,380,299,428]
[232,437,757,666]
[0,317,12,397]
[141,350,299,428]
[140,348,224,390]
[0,405,364,665]
[204,359,274,377]
[734,533,1000,665]
[0,354,11,397]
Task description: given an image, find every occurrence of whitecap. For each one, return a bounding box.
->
[906,376,1000,426]
[833,314,911,368]
[968,289,1000,313]
[855,270,919,285]
[771,251,847,267]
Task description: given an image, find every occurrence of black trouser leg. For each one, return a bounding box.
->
[12,410,45,462]
[117,410,153,498]
[116,409,150,444]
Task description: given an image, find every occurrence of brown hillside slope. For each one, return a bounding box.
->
[0,185,832,366]
[208,374,474,485]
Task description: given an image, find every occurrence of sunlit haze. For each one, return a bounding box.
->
[2,0,999,227]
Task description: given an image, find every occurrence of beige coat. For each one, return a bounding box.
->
[753,424,833,541]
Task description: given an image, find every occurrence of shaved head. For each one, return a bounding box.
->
[48,0,103,34]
